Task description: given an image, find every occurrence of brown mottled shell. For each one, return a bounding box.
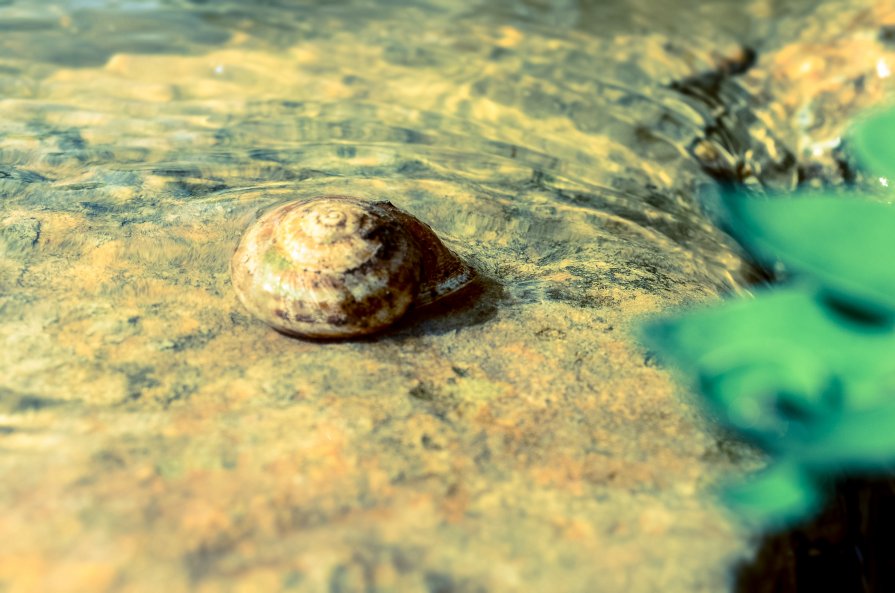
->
[230,195,474,339]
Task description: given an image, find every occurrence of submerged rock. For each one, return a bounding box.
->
[0,1,892,592]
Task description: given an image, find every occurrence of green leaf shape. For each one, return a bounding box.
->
[791,399,895,470]
[641,287,895,448]
[723,461,820,528]
[725,192,895,316]
[695,342,838,448]
[850,105,895,179]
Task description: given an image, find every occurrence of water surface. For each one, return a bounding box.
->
[1,1,893,592]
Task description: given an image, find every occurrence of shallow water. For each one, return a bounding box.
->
[1,1,894,592]
[0,0,762,302]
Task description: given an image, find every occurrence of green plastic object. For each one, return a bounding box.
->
[723,462,820,528]
[791,399,895,470]
[644,287,895,450]
[724,193,895,316]
[850,106,895,179]
[639,106,895,528]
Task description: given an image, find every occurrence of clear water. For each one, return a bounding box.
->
[0,0,790,305]
[1,1,892,592]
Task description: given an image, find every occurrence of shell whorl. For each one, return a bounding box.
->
[231,195,473,339]
[276,198,386,272]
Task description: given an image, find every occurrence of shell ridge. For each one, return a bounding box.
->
[231,195,473,338]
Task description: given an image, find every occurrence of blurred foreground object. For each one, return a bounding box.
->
[642,105,895,528]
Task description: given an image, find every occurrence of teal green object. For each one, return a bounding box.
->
[644,286,895,451]
[724,193,895,316]
[643,282,895,525]
[723,462,820,529]
[640,107,895,528]
[850,106,895,179]
[791,399,895,470]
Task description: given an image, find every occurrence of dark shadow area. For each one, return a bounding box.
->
[0,387,65,414]
[385,271,506,339]
[735,475,895,593]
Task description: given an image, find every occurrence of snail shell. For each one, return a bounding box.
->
[230,195,475,339]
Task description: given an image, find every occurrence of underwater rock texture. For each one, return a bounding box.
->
[0,1,893,592]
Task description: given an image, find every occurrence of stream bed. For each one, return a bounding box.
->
[1,1,894,591]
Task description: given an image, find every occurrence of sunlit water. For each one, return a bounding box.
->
[2,1,894,592]
[1,0,879,302]
[0,0,799,304]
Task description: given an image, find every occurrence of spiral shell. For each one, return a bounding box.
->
[230,195,474,338]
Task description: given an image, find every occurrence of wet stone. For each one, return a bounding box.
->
[0,216,40,253]
[0,1,893,593]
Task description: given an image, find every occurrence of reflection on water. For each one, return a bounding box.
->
[1,1,893,592]
[0,0,767,303]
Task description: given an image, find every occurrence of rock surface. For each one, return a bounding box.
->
[0,1,893,592]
